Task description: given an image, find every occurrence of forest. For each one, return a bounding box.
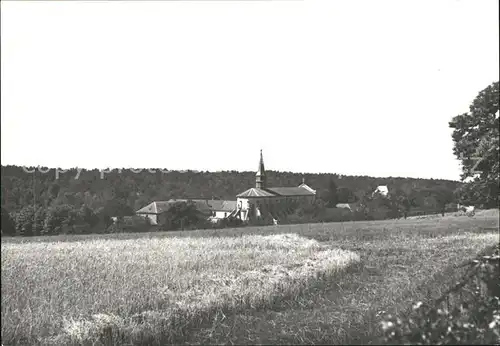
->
[1,164,461,236]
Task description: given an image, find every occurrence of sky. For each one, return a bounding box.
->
[1,0,498,181]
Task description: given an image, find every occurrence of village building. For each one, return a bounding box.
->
[232,150,316,221]
[136,199,236,225]
[372,185,389,197]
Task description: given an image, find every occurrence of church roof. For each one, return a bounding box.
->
[256,149,266,177]
[236,186,316,198]
[266,187,316,196]
[236,188,277,198]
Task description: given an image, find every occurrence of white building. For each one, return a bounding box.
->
[372,185,389,197]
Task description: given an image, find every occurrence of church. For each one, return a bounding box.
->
[231,150,317,221]
[135,150,317,224]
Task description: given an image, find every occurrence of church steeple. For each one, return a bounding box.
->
[256,149,267,189]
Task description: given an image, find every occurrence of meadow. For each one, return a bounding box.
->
[1,210,499,345]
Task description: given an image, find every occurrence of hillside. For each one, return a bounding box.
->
[1,165,460,213]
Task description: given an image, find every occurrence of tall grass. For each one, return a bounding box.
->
[1,233,359,345]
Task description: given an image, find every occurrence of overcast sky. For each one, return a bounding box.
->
[1,0,498,180]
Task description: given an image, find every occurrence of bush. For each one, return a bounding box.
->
[211,217,244,229]
[159,202,208,231]
[77,205,100,228]
[103,216,152,234]
[14,206,36,236]
[380,245,500,344]
[321,207,354,223]
[43,204,79,236]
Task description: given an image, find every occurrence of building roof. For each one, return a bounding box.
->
[256,149,266,177]
[136,199,237,214]
[266,186,316,196]
[236,188,277,198]
[136,201,170,214]
[204,200,237,212]
[236,185,316,198]
[298,183,317,194]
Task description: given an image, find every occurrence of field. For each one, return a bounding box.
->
[1,210,499,345]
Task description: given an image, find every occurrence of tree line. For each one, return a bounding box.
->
[1,170,460,236]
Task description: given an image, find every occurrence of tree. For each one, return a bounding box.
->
[449,81,499,208]
[323,177,338,207]
[48,183,60,205]
[43,204,79,235]
[1,207,16,236]
[160,202,206,231]
[432,187,455,216]
[101,199,134,217]
[77,205,99,228]
[14,206,36,236]
[337,186,357,203]
[34,207,47,236]
[390,189,415,219]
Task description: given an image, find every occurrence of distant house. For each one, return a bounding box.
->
[135,199,237,225]
[372,185,389,197]
[335,203,353,211]
[457,204,475,214]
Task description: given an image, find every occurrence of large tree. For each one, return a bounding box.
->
[449,81,499,208]
[390,188,416,219]
[322,177,338,208]
[160,202,207,231]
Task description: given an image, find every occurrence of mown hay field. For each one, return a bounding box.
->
[1,210,499,345]
[2,233,359,345]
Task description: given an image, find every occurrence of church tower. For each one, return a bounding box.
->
[256,149,267,189]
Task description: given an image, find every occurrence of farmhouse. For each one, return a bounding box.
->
[232,150,317,221]
[136,199,237,225]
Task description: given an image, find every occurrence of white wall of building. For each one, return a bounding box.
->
[137,213,158,225]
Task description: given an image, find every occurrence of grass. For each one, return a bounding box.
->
[1,233,359,345]
[1,210,499,345]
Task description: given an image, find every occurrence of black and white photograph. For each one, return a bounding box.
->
[1,0,499,345]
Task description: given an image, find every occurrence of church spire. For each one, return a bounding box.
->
[256,149,266,189]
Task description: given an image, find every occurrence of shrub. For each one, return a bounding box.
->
[77,205,100,228]
[211,217,244,229]
[380,245,500,345]
[159,202,207,231]
[43,204,79,236]
[14,206,36,236]
[119,215,152,233]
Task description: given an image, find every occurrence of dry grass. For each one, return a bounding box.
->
[1,210,498,345]
[1,233,359,345]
